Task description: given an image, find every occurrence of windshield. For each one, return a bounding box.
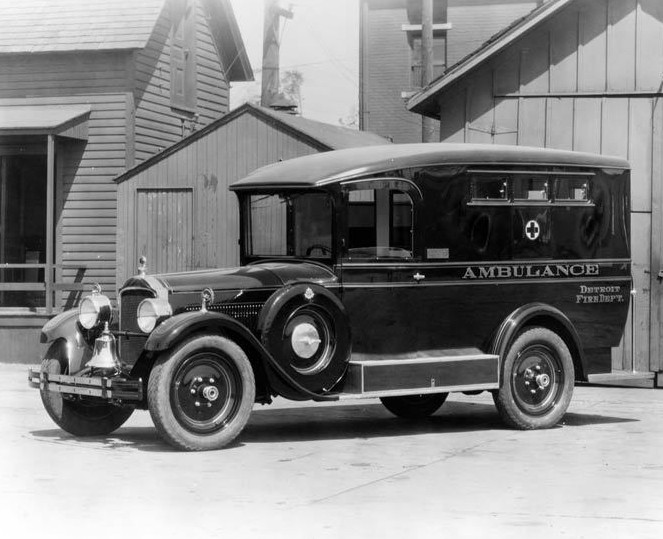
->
[244,192,333,258]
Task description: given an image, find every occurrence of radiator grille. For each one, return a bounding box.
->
[119,288,155,367]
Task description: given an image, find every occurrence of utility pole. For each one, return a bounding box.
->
[421,0,436,142]
[261,0,294,108]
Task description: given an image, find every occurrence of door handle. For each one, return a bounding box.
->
[413,272,426,282]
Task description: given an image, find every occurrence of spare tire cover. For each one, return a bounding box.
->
[258,283,351,393]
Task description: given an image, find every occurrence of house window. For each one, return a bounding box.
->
[170,0,197,112]
[0,152,47,308]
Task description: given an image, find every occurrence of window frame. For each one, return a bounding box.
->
[467,169,595,207]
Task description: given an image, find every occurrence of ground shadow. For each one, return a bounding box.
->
[28,400,637,452]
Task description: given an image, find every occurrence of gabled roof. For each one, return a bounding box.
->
[114,103,391,184]
[255,105,389,150]
[0,0,252,80]
[407,0,574,117]
[230,143,629,191]
[0,0,164,53]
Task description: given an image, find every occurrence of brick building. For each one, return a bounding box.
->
[359,0,545,143]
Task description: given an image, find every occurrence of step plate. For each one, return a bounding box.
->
[342,354,499,397]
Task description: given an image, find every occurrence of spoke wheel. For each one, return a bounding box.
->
[148,335,255,451]
[494,327,574,429]
[380,393,448,419]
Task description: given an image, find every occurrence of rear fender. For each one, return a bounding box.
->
[39,309,92,374]
[491,302,584,379]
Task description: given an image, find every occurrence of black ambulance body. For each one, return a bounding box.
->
[30,143,631,450]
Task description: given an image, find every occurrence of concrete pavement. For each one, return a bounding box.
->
[1,363,662,539]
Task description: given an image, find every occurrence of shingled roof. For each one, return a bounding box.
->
[0,0,164,53]
[0,0,252,80]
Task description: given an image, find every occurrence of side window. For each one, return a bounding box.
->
[344,179,417,261]
[471,176,508,202]
[554,176,590,202]
[513,175,548,201]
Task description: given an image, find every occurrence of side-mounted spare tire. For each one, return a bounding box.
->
[258,283,351,395]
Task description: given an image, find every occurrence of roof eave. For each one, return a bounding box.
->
[406,0,574,117]
[205,0,254,82]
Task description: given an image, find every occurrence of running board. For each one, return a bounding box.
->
[339,353,499,399]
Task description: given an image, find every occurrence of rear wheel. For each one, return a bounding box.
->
[493,327,574,429]
[147,335,255,451]
[40,358,134,436]
[380,393,448,419]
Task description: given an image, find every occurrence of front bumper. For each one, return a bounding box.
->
[28,368,143,401]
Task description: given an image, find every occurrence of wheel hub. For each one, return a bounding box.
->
[291,322,322,359]
[513,345,561,414]
[171,354,240,433]
[523,366,551,392]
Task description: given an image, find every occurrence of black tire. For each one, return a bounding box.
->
[380,393,448,419]
[493,327,574,429]
[259,284,351,394]
[147,335,255,451]
[40,358,134,436]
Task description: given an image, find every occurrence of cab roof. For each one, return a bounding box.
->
[230,143,630,192]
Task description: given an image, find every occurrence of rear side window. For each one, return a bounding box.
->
[513,175,548,201]
[554,176,589,202]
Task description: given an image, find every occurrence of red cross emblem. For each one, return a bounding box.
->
[525,220,540,240]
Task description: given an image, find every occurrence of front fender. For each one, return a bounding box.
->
[145,310,263,353]
[40,309,92,373]
[144,310,339,402]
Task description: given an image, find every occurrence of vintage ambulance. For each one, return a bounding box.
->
[29,143,631,450]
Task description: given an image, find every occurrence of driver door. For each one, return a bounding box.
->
[337,178,424,360]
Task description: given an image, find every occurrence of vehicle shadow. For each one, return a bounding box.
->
[29,400,637,452]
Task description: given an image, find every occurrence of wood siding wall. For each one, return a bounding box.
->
[360,0,539,143]
[0,51,133,303]
[117,112,324,283]
[133,0,230,164]
[434,0,663,373]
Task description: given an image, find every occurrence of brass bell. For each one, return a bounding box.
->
[86,322,122,374]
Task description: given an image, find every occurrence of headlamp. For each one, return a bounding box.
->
[78,291,112,330]
[137,298,172,333]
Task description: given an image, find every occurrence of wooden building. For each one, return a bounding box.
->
[407,0,663,386]
[0,0,252,361]
[114,103,390,283]
[359,0,545,143]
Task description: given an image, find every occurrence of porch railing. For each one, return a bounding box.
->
[0,263,92,314]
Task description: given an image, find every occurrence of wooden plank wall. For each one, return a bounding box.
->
[136,188,194,273]
[116,111,323,283]
[0,51,133,303]
[133,0,230,164]
[435,0,663,373]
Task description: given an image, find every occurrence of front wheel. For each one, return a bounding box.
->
[147,335,255,451]
[40,359,134,436]
[380,393,448,419]
[493,327,574,429]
